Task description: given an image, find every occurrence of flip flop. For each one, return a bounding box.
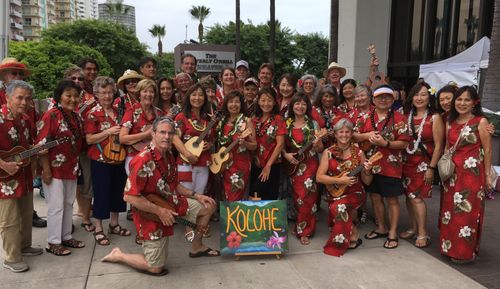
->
[81,222,95,232]
[383,238,399,249]
[415,235,431,248]
[189,248,220,258]
[364,230,389,240]
[348,239,363,250]
[399,230,416,239]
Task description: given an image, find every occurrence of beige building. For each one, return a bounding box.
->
[9,0,24,41]
[55,0,76,23]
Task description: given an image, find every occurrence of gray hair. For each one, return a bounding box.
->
[152,116,174,132]
[353,84,372,98]
[63,66,84,79]
[6,80,34,97]
[298,74,319,95]
[93,76,116,95]
[332,118,354,132]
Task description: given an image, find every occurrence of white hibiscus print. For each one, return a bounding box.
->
[453,192,463,205]
[334,234,346,244]
[417,162,428,173]
[58,120,68,132]
[123,121,132,129]
[461,125,472,136]
[1,183,15,196]
[23,128,30,141]
[387,154,398,163]
[51,154,66,167]
[337,204,347,213]
[100,121,111,131]
[441,239,451,253]
[157,178,166,192]
[458,226,472,238]
[266,125,276,136]
[304,178,313,189]
[442,211,451,225]
[230,173,240,184]
[464,157,477,169]
[8,127,18,141]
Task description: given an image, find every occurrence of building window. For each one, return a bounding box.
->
[24,18,32,26]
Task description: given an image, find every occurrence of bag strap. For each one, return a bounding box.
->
[448,119,469,154]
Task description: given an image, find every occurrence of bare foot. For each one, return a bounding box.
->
[101,247,122,262]
[300,236,310,245]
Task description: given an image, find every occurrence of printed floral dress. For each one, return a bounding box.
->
[217,114,251,201]
[440,116,486,260]
[285,118,319,238]
[323,145,366,257]
[402,114,434,199]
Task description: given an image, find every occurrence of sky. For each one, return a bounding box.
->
[98,0,331,53]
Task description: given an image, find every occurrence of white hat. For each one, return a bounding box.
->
[236,60,249,69]
[324,62,346,78]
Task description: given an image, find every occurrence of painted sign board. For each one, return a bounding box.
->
[184,50,235,73]
[220,200,288,256]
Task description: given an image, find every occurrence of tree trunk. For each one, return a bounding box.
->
[328,0,339,63]
[236,0,241,60]
[269,0,276,65]
[198,22,204,43]
[158,39,163,57]
[482,0,500,111]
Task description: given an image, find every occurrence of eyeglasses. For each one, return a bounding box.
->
[124,79,138,85]
[70,76,84,81]
[9,71,24,77]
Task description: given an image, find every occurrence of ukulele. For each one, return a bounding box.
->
[137,193,209,237]
[327,151,383,197]
[103,103,127,163]
[283,128,328,176]
[0,137,71,178]
[180,111,223,163]
[209,128,252,174]
[359,121,405,152]
[367,44,387,90]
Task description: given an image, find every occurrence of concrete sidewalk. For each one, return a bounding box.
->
[0,190,488,289]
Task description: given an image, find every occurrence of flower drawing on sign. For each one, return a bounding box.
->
[226,231,242,249]
[266,231,286,249]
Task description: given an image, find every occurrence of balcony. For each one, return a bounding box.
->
[10,22,23,30]
[10,34,24,41]
[10,0,22,7]
[10,9,22,18]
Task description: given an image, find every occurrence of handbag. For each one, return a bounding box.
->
[437,121,468,182]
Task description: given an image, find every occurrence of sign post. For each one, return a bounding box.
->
[220,200,288,260]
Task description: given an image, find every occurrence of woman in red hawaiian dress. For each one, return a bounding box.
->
[250,87,286,200]
[338,79,357,114]
[312,84,345,147]
[401,82,444,248]
[282,93,323,245]
[215,68,237,109]
[349,84,374,133]
[278,73,296,117]
[157,77,180,119]
[318,118,373,256]
[216,91,257,201]
[439,86,492,264]
[119,79,163,175]
[114,70,145,111]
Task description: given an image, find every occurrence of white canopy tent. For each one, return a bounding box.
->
[419,36,490,90]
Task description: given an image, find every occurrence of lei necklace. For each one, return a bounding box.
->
[148,145,177,184]
[370,108,393,134]
[286,116,314,149]
[331,143,359,172]
[255,115,274,137]
[217,113,245,146]
[406,109,429,155]
[188,114,207,132]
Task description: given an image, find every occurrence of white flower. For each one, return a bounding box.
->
[304,178,313,189]
[461,126,472,136]
[453,192,463,204]
[24,128,30,141]
[36,120,44,133]
[458,226,472,238]
[441,240,451,253]
[311,203,317,213]
[266,125,275,136]
[230,173,240,184]
[100,121,111,131]
[408,193,416,199]
[444,211,451,220]
[337,204,347,213]
[123,121,132,129]
[157,178,166,192]
[141,163,154,177]
[417,162,428,173]
[387,154,398,162]
[56,154,66,162]
[334,234,346,244]
[1,184,14,196]
[464,157,477,169]
[0,114,4,124]
[59,120,68,132]
[8,127,17,140]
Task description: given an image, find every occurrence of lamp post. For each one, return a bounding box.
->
[0,0,9,60]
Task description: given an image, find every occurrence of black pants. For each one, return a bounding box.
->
[250,163,281,200]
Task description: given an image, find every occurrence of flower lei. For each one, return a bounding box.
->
[217,113,245,146]
[406,108,428,155]
[255,115,274,137]
[331,143,359,172]
[188,113,207,132]
[286,116,314,149]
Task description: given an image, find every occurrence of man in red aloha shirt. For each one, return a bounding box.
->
[101,117,219,276]
[0,81,43,273]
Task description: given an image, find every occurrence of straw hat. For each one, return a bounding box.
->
[0,58,31,80]
[117,69,145,90]
[324,62,346,78]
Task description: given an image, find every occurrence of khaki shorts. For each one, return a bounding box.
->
[185,198,204,223]
[142,236,169,268]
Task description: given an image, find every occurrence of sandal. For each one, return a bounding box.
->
[108,224,131,236]
[415,235,431,248]
[62,238,85,249]
[81,222,95,233]
[348,239,363,249]
[383,238,399,249]
[135,234,143,245]
[300,236,311,245]
[364,230,389,240]
[399,230,416,239]
[45,243,71,256]
[94,231,110,246]
[189,247,220,258]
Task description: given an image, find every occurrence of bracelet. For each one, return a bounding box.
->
[385,141,390,148]
[190,191,197,199]
[428,166,436,170]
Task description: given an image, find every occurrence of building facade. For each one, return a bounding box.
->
[98,1,136,33]
[9,0,24,41]
[76,0,97,19]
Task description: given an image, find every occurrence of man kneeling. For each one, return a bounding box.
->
[102,117,219,276]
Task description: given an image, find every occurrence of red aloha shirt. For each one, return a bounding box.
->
[84,104,120,162]
[174,112,214,167]
[120,102,163,157]
[35,107,84,180]
[0,88,6,107]
[359,110,410,178]
[113,93,139,112]
[0,106,33,199]
[125,146,188,240]
[348,105,374,133]
[252,114,287,168]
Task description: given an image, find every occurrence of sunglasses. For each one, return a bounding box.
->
[9,71,24,76]
[71,76,84,81]
[124,79,138,85]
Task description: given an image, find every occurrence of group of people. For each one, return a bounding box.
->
[0,52,493,276]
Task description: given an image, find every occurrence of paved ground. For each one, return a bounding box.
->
[0,187,498,289]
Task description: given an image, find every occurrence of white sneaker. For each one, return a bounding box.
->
[3,261,29,273]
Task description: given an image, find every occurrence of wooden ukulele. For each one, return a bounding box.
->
[283,128,328,176]
[78,96,96,115]
[0,137,71,178]
[137,193,209,236]
[180,111,222,163]
[367,44,387,89]
[327,151,383,198]
[209,128,251,174]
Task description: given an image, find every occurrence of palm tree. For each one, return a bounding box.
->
[104,0,130,23]
[149,25,166,57]
[482,0,500,111]
[269,0,276,65]
[235,0,241,60]
[328,0,339,63]
[189,5,211,43]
